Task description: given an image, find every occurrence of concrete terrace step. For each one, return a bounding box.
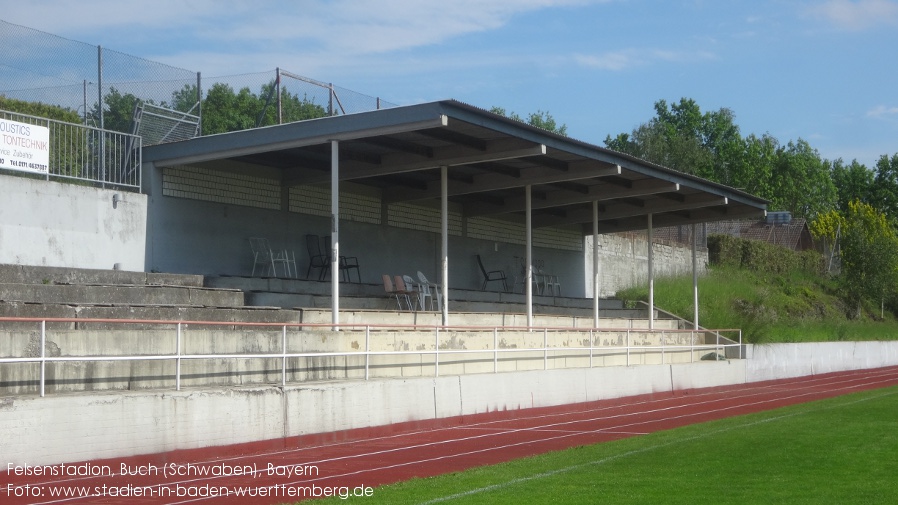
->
[0,264,203,287]
[0,300,302,329]
[0,282,245,308]
[207,275,633,314]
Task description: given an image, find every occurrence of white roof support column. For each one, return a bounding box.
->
[526,184,533,329]
[647,213,654,331]
[593,200,600,328]
[692,223,699,329]
[441,165,450,326]
[331,139,340,330]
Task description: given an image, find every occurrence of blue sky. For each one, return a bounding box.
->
[4,0,897,169]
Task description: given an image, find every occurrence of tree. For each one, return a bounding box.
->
[200,83,261,134]
[490,107,567,135]
[871,153,898,221]
[88,87,142,133]
[256,81,328,126]
[169,84,201,114]
[603,98,741,180]
[812,201,898,318]
[770,139,837,219]
[733,133,778,200]
[200,81,329,135]
[831,158,873,212]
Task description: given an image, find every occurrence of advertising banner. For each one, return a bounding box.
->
[0,118,50,175]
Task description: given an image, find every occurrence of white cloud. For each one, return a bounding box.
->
[574,50,640,71]
[807,0,898,31]
[867,104,898,117]
[4,0,606,55]
[574,48,716,71]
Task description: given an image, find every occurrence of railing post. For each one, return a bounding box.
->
[589,329,593,369]
[626,328,630,366]
[543,328,548,370]
[40,320,46,397]
[691,330,695,363]
[661,331,665,365]
[739,330,743,360]
[281,325,287,387]
[435,326,440,377]
[365,325,370,381]
[176,323,182,391]
[493,327,498,373]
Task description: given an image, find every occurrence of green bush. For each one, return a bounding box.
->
[707,234,822,275]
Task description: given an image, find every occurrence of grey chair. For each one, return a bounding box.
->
[476,255,507,292]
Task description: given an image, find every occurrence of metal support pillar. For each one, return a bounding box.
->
[526,184,533,328]
[331,140,340,329]
[648,213,654,330]
[441,165,450,326]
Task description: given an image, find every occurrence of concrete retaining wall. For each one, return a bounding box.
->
[585,233,709,297]
[4,341,898,466]
[0,175,147,270]
[745,341,898,381]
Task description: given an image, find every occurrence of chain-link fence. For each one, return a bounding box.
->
[1,20,399,188]
[1,20,397,136]
[1,20,198,128]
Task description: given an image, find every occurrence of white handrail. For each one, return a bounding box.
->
[0,316,743,397]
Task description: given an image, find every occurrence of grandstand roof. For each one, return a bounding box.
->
[143,99,767,234]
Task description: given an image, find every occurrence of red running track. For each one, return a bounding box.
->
[4,366,898,504]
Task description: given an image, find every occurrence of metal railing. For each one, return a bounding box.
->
[0,317,742,397]
[0,110,141,189]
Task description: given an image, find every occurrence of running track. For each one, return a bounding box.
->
[5,366,898,504]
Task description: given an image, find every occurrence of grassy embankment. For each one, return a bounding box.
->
[615,235,898,343]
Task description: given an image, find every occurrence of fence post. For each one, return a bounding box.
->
[40,320,46,397]
[365,325,370,380]
[544,328,548,370]
[176,323,182,391]
[435,326,440,377]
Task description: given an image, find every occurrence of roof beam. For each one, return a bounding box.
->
[467,179,679,217]
[386,161,622,203]
[587,203,765,234]
[302,137,545,184]
[533,194,728,228]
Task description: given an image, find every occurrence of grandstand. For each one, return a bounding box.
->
[7,20,892,486]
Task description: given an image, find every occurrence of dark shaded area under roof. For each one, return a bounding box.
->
[144,100,767,234]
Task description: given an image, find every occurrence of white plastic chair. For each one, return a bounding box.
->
[402,275,422,311]
[416,271,437,311]
[248,237,291,277]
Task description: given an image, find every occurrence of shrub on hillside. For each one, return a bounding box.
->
[707,234,823,275]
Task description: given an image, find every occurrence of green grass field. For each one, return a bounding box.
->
[314,385,898,504]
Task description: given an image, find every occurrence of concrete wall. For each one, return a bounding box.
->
[585,232,709,298]
[745,341,898,382]
[5,341,898,466]
[0,175,147,270]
